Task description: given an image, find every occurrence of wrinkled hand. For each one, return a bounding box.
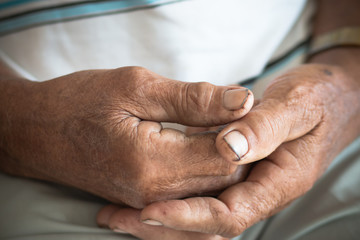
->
[1,66,254,208]
[98,64,360,239]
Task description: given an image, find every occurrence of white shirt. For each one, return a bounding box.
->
[0,0,306,85]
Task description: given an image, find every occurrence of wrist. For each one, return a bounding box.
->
[308,49,360,138]
[308,47,360,87]
[0,76,40,176]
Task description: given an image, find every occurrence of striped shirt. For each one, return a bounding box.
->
[0,0,307,85]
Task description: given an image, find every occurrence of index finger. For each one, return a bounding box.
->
[141,132,319,237]
[97,205,227,240]
[127,120,250,207]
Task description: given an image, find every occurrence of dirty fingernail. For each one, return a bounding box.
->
[223,89,249,110]
[224,131,248,160]
[142,219,163,226]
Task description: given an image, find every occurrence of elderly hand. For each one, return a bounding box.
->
[98,63,360,239]
[0,66,254,208]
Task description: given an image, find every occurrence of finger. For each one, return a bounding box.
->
[141,197,240,238]
[135,121,245,177]
[97,204,120,228]
[216,84,323,164]
[97,205,227,240]
[141,133,320,238]
[120,67,253,127]
[121,120,250,208]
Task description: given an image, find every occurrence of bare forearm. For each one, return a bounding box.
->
[0,60,35,174]
[309,0,360,85]
[313,0,360,35]
[308,0,360,143]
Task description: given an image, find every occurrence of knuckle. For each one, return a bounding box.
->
[227,217,248,237]
[202,199,246,237]
[123,66,148,76]
[226,183,275,232]
[261,111,280,140]
[187,198,229,236]
[245,110,281,147]
[283,83,323,122]
[285,83,309,103]
[209,206,237,236]
[248,195,268,217]
[215,212,247,238]
[253,169,294,214]
[224,163,238,176]
[252,105,290,147]
[185,82,216,115]
[116,66,151,86]
[280,145,318,195]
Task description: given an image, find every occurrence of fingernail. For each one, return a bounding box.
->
[142,219,163,226]
[223,131,248,161]
[112,228,127,234]
[223,89,249,110]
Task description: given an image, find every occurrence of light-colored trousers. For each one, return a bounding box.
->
[1,137,359,240]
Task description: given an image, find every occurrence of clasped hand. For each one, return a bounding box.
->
[2,66,253,208]
[97,64,360,239]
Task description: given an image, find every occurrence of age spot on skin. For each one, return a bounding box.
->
[323,69,333,76]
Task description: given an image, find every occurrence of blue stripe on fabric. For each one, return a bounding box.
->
[257,45,307,79]
[240,44,308,89]
[0,0,40,10]
[0,0,181,35]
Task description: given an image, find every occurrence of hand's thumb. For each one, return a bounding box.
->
[127,69,253,127]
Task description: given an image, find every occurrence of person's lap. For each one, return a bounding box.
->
[1,137,360,240]
[237,136,360,240]
[0,172,133,240]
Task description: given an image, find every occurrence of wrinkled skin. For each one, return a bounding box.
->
[98,64,360,239]
[0,66,254,208]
